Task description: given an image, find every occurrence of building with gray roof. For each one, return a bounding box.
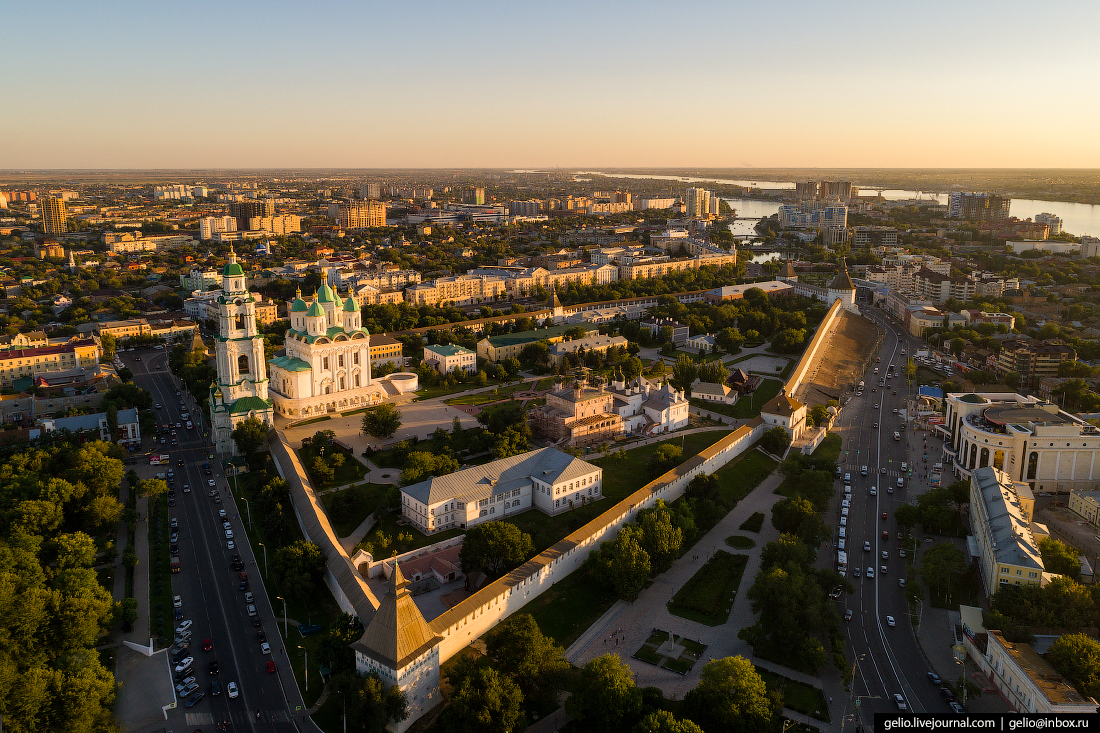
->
[969,466,1045,596]
[400,447,602,534]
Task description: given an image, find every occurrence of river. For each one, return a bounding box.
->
[577,171,1100,237]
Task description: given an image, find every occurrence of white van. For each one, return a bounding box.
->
[839,526,846,539]
[897,477,904,488]
[839,538,846,551]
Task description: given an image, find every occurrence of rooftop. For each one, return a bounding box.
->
[988,631,1095,706]
[972,467,1043,571]
[402,447,597,507]
[425,343,474,357]
[482,324,592,348]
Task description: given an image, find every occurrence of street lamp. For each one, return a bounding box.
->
[299,645,308,692]
[258,542,268,576]
[242,496,252,530]
[276,595,288,637]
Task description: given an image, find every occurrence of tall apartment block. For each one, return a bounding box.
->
[1034,213,1062,236]
[229,199,274,230]
[360,182,381,199]
[948,192,1011,222]
[684,188,720,219]
[41,196,67,235]
[462,187,486,205]
[329,200,386,228]
[199,216,238,240]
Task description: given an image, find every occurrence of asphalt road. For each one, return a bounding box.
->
[123,346,307,733]
[832,306,954,729]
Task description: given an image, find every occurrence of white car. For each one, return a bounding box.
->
[173,595,182,609]
[260,642,271,655]
[870,486,877,496]
[894,693,908,710]
[901,462,908,471]
[179,681,199,698]
[886,615,895,627]
[841,507,849,518]
[881,550,889,560]
[864,541,871,552]
[225,529,234,540]
[174,657,194,674]
[227,681,238,699]
[866,567,875,579]
[227,540,236,550]
[840,516,847,526]
[175,676,196,693]
[175,620,193,634]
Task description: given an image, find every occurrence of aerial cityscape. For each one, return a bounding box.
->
[3,2,1100,733]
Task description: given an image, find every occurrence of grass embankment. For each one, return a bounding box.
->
[739,512,766,533]
[319,482,393,537]
[667,551,749,626]
[755,666,831,722]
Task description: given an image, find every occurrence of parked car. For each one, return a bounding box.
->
[174,657,194,674]
[185,692,205,708]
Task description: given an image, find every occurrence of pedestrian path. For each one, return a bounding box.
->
[569,469,788,700]
[340,513,377,554]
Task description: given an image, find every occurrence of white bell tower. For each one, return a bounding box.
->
[209,246,274,454]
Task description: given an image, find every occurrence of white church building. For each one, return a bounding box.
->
[267,284,390,419]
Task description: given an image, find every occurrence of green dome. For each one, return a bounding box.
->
[316,283,336,303]
[307,301,325,317]
[223,261,244,277]
[343,294,359,312]
[290,297,308,312]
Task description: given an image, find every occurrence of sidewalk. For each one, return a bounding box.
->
[340,513,377,554]
[569,469,788,701]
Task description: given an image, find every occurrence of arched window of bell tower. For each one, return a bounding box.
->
[235,314,245,331]
[238,354,250,375]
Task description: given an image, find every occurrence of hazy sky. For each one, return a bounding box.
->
[4,0,1099,169]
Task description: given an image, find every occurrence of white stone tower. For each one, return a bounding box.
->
[353,564,442,733]
[209,246,274,454]
[826,259,857,310]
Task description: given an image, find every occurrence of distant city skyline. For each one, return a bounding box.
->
[4,0,1099,169]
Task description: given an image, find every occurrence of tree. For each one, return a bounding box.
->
[459,522,534,578]
[607,529,652,600]
[400,451,460,485]
[502,357,522,377]
[311,456,335,484]
[486,613,568,703]
[100,332,117,360]
[633,711,704,733]
[133,478,166,500]
[950,338,966,359]
[894,503,920,532]
[648,444,682,477]
[362,403,402,439]
[637,501,683,573]
[1048,633,1100,700]
[905,358,917,380]
[920,542,965,597]
[671,353,698,397]
[448,666,525,733]
[53,532,97,570]
[683,656,778,733]
[809,404,829,427]
[620,355,644,382]
[1039,537,1081,581]
[698,359,728,385]
[716,327,743,353]
[566,654,642,733]
[760,426,791,456]
[232,416,270,456]
[106,404,119,442]
[771,496,821,544]
[770,328,807,353]
[271,540,326,605]
[327,670,409,732]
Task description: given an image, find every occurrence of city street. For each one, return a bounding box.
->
[831,306,956,729]
[123,346,310,733]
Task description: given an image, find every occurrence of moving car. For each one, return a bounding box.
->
[261,642,271,655]
[208,659,219,675]
[247,604,257,617]
[266,660,277,673]
[894,693,907,711]
[863,541,870,552]
[886,615,895,627]
[202,638,213,652]
[881,550,889,560]
[227,681,239,699]
[928,672,941,685]
[866,567,875,579]
[225,529,234,540]
[949,702,965,714]
[844,609,853,621]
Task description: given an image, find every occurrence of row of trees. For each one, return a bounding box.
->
[0,441,125,731]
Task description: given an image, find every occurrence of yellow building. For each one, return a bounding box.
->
[99,319,152,339]
[369,333,403,368]
[41,196,67,235]
[253,296,278,326]
[476,324,596,363]
[0,339,101,387]
[969,466,1043,596]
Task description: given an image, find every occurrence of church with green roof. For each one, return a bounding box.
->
[267,281,390,418]
[209,247,274,454]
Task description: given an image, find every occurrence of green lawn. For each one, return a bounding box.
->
[521,567,619,648]
[534,378,554,390]
[291,415,332,427]
[740,511,766,533]
[297,444,368,490]
[414,376,521,402]
[320,482,392,537]
[729,379,783,418]
[813,433,842,463]
[667,551,749,626]
[503,430,734,551]
[726,535,756,549]
[754,666,831,722]
[713,450,776,508]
